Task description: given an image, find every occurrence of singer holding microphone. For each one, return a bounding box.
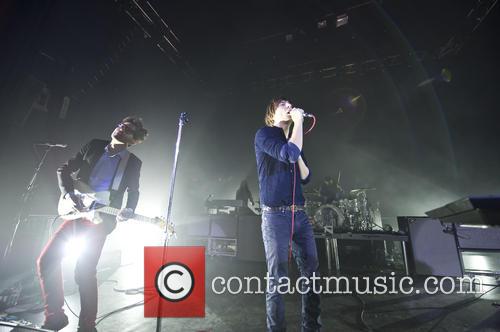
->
[255,98,321,332]
[37,116,147,332]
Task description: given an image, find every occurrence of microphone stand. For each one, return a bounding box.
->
[3,145,55,260]
[156,112,189,332]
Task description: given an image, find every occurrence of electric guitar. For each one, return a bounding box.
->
[58,180,174,236]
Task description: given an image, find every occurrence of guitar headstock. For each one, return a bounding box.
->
[152,216,176,239]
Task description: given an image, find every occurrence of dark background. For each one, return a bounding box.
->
[0,0,498,248]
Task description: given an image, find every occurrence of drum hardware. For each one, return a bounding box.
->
[305,200,322,216]
[311,187,381,233]
[313,204,346,234]
[303,191,322,201]
[349,187,376,196]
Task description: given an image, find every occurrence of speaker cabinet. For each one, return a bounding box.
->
[210,215,237,238]
[400,216,462,277]
[456,225,500,250]
[236,216,265,262]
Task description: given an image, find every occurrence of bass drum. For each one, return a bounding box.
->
[313,204,346,233]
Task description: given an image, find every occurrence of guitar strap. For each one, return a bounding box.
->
[111,150,130,191]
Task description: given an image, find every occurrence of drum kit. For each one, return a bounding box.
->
[305,187,381,234]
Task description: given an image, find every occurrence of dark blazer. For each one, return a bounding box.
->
[57,139,142,211]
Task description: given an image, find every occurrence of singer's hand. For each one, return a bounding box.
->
[290,108,304,123]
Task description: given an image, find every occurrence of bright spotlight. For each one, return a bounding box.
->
[64,237,86,260]
[336,14,348,28]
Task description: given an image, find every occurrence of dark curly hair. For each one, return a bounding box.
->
[121,116,148,144]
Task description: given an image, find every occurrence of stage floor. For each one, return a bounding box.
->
[2,256,500,332]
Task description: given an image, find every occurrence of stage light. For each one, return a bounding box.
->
[336,14,348,28]
[440,68,452,83]
[349,95,362,106]
[64,237,86,261]
[418,68,452,87]
[317,20,327,29]
[115,220,164,264]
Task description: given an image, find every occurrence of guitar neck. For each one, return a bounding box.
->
[97,206,153,223]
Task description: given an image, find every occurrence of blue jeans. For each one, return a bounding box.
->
[261,210,321,332]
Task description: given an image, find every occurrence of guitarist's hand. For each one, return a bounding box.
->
[117,208,134,222]
[67,192,84,212]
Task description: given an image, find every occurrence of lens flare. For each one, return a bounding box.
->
[64,237,86,260]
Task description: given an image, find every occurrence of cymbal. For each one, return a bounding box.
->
[349,188,376,194]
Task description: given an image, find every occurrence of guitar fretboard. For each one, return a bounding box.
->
[96,206,155,223]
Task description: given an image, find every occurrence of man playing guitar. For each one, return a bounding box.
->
[37,116,148,331]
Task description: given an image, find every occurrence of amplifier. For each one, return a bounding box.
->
[236,216,265,262]
[456,225,500,250]
[398,216,462,277]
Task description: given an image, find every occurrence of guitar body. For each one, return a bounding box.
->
[57,181,111,223]
[58,180,172,234]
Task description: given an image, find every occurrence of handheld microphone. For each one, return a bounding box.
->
[289,108,315,118]
[36,143,68,148]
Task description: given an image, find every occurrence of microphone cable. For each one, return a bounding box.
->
[288,115,317,263]
[304,115,317,135]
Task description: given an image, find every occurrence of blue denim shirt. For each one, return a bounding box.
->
[254,126,311,207]
[88,145,127,192]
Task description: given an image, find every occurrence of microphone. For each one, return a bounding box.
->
[36,143,68,148]
[290,108,314,118]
